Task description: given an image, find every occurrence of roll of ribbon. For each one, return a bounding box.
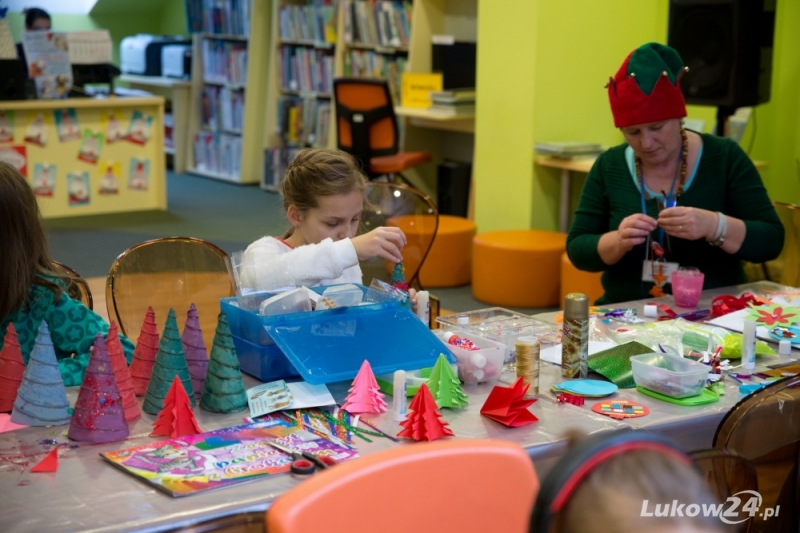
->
[643,304,658,318]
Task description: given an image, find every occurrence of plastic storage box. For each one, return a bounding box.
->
[433,329,504,385]
[630,352,710,399]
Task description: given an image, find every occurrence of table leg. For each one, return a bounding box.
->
[559,168,571,233]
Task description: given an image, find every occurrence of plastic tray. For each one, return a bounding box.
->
[630,352,710,399]
[231,334,300,382]
[433,329,504,385]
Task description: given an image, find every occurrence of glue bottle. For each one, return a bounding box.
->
[393,370,407,421]
[415,290,430,326]
[562,293,589,379]
[742,319,756,376]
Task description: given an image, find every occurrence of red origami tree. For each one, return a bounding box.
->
[398,383,454,442]
[341,360,387,414]
[181,303,208,401]
[130,307,159,396]
[151,375,202,438]
[0,323,25,413]
[106,322,141,422]
[480,377,538,427]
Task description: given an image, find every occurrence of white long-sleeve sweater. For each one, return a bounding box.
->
[239,236,362,292]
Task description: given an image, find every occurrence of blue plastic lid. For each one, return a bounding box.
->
[265,306,456,384]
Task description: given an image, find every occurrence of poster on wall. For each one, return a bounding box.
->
[0,110,14,143]
[24,112,48,146]
[32,163,56,197]
[98,161,119,195]
[0,145,27,176]
[102,109,125,143]
[128,158,150,191]
[78,129,104,164]
[54,108,81,142]
[67,171,90,206]
[126,111,153,145]
[21,31,72,99]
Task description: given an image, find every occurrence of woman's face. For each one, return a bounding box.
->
[620,119,682,167]
[28,17,51,31]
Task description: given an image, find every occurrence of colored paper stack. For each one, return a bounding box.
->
[68,334,130,443]
[106,322,141,422]
[130,307,159,396]
[199,313,247,413]
[181,303,208,401]
[397,383,453,442]
[143,309,195,415]
[151,376,202,438]
[480,377,538,427]
[341,360,387,414]
[11,322,71,427]
[427,353,468,409]
[0,323,25,412]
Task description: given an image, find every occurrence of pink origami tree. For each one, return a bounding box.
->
[0,323,25,413]
[151,375,202,438]
[130,307,159,396]
[106,322,141,422]
[181,303,208,401]
[398,383,454,442]
[341,360,387,414]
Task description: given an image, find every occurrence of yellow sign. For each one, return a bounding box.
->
[401,73,443,108]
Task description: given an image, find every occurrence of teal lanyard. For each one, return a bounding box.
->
[637,146,684,250]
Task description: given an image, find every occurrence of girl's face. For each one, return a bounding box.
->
[620,119,682,167]
[289,190,363,245]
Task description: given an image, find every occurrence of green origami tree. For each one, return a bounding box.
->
[142,309,195,415]
[200,312,247,413]
[426,353,468,409]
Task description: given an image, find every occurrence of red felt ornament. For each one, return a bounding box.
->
[397,383,453,442]
[557,393,585,406]
[151,375,203,438]
[130,307,159,396]
[480,377,538,427]
[711,293,763,318]
[106,322,141,422]
[0,323,26,413]
[30,447,59,473]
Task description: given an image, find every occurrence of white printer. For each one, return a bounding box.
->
[161,44,192,79]
[121,35,191,76]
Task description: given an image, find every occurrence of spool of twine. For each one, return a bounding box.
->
[515,336,540,398]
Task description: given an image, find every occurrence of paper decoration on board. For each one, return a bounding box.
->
[341,360,388,414]
[77,129,104,164]
[24,111,47,146]
[743,303,800,328]
[67,171,90,205]
[128,158,150,191]
[0,323,25,413]
[102,109,125,143]
[126,110,153,145]
[151,376,203,438]
[0,145,27,176]
[68,334,130,443]
[54,108,80,142]
[106,322,141,422]
[0,413,27,433]
[182,303,209,401]
[591,399,649,420]
[480,377,538,428]
[143,309,195,415]
[200,313,247,414]
[427,353,468,409]
[32,163,56,197]
[130,307,159,396]
[0,110,13,143]
[98,161,119,195]
[10,322,71,427]
[30,447,59,473]
[397,383,454,442]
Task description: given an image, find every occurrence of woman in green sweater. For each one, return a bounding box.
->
[567,43,784,305]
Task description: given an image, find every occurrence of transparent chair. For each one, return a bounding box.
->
[713,375,800,533]
[106,237,234,349]
[166,512,264,532]
[52,261,93,310]
[744,202,800,284]
[690,449,758,532]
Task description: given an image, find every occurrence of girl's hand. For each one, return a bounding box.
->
[408,288,418,313]
[616,214,658,253]
[658,207,717,241]
[351,227,406,263]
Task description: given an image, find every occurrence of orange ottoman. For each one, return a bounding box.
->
[472,230,566,308]
[560,252,604,308]
[420,215,476,287]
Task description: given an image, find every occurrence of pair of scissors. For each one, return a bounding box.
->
[267,440,338,475]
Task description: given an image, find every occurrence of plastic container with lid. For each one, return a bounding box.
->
[433,329,504,385]
[630,352,710,399]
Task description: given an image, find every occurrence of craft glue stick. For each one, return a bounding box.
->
[393,370,407,421]
[562,293,589,379]
[415,290,430,326]
[742,319,757,374]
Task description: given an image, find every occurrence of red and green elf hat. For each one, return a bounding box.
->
[608,42,688,128]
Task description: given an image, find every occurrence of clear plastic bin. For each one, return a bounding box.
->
[630,352,710,399]
[433,329,504,385]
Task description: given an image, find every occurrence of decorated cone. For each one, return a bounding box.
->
[106,322,141,422]
[181,303,208,401]
[397,383,453,442]
[130,307,159,396]
[11,322,70,426]
[143,309,195,415]
[200,313,247,413]
[427,353,468,409]
[0,323,26,412]
[151,376,202,438]
[342,360,387,414]
[68,335,130,443]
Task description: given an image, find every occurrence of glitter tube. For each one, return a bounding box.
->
[515,336,540,398]
[562,293,589,379]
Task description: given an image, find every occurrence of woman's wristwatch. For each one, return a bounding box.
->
[708,212,727,246]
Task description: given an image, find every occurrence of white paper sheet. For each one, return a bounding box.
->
[540,341,616,365]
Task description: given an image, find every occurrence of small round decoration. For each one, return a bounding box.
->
[591,399,649,420]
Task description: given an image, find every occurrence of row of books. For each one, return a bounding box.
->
[263,146,303,189]
[344,0,412,48]
[279,1,338,44]
[200,85,245,132]
[202,39,248,86]
[193,131,242,178]
[279,46,335,94]
[276,96,332,148]
[185,0,252,36]
[343,49,406,103]
[429,88,475,116]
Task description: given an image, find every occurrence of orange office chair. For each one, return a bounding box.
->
[266,440,539,533]
[333,78,431,182]
[52,261,93,310]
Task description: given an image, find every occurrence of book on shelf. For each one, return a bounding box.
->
[279,45,335,94]
[276,96,331,148]
[263,146,303,189]
[202,39,248,85]
[428,104,475,116]
[344,0,412,48]
[201,86,245,132]
[185,0,252,37]
[534,141,604,158]
[343,49,406,103]
[279,1,338,45]
[194,131,242,177]
[430,88,475,104]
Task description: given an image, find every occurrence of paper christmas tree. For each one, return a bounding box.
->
[341,360,388,414]
[200,313,247,413]
[397,383,454,442]
[427,353,468,409]
[30,447,59,473]
[68,334,130,443]
[106,322,141,422]
[182,303,208,401]
[480,377,538,428]
[11,322,71,426]
[0,323,26,413]
[143,309,195,415]
[151,376,202,438]
[130,307,159,396]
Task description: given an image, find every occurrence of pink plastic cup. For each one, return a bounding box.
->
[671,267,705,308]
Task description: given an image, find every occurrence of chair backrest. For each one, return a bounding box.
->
[266,439,539,533]
[358,182,438,289]
[713,375,800,533]
[690,448,758,532]
[52,261,93,310]
[106,237,234,349]
[334,78,399,173]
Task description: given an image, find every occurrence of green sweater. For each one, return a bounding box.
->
[567,134,784,305]
[0,281,135,386]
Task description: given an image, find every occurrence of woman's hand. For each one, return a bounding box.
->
[616,214,658,252]
[351,227,407,263]
[658,207,717,241]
